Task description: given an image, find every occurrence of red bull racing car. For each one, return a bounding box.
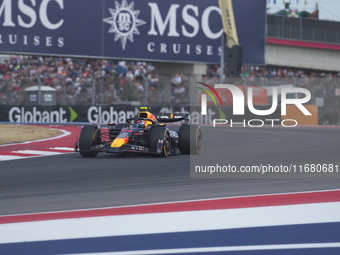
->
[74,107,202,157]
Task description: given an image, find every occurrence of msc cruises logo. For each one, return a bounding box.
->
[103,0,146,50]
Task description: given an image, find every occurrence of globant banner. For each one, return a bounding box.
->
[0,105,280,124]
[0,0,266,65]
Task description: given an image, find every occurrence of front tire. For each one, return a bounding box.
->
[79,125,101,158]
[149,127,171,157]
[179,125,202,154]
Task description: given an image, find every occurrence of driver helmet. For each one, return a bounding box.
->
[136,120,145,128]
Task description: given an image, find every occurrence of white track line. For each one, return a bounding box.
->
[1,202,340,244]
[12,150,64,156]
[0,155,25,161]
[49,147,75,151]
[66,242,340,255]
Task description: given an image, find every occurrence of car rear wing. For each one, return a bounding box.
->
[156,113,189,123]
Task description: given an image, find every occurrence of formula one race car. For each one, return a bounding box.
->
[74,107,202,157]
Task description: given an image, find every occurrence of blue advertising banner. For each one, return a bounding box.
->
[0,0,266,64]
[0,105,280,124]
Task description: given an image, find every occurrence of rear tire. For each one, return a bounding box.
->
[79,125,101,158]
[179,125,202,154]
[149,127,171,157]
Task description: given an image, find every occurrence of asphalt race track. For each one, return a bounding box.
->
[1,126,340,215]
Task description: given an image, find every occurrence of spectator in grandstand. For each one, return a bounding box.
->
[1,55,339,107]
[172,82,187,104]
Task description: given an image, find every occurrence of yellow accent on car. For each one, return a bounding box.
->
[111,138,129,148]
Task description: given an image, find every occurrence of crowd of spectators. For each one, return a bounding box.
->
[205,64,340,106]
[206,64,340,87]
[0,56,161,105]
[1,55,340,106]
